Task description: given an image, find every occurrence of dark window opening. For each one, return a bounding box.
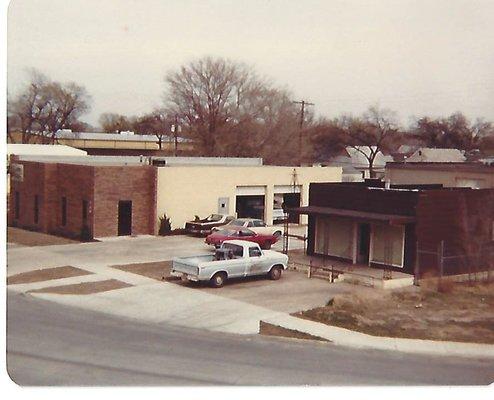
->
[14,191,20,220]
[34,195,39,224]
[61,197,67,226]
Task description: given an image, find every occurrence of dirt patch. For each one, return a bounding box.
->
[7,227,79,246]
[7,266,92,285]
[111,261,172,281]
[28,279,132,295]
[295,282,494,344]
[259,321,329,342]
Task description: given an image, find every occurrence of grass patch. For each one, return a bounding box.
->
[7,266,92,285]
[111,261,172,281]
[259,321,329,342]
[7,227,79,247]
[28,279,132,295]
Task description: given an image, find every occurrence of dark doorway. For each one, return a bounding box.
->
[235,195,265,220]
[118,200,132,236]
[357,223,371,264]
[283,193,301,223]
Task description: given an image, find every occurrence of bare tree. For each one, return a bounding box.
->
[163,56,300,159]
[344,106,399,178]
[8,69,91,143]
[132,110,173,150]
[99,113,131,133]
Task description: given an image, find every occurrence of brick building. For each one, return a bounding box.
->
[291,181,494,276]
[9,157,157,239]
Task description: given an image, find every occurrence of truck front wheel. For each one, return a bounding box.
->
[268,265,282,280]
[210,272,227,288]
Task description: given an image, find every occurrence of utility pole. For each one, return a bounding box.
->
[172,115,179,157]
[293,100,314,166]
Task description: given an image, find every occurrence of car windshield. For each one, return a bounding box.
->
[228,220,245,226]
[207,214,222,222]
[215,229,233,236]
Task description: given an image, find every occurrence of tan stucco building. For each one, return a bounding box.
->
[157,163,342,229]
[385,162,494,189]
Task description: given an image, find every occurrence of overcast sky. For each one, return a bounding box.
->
[7,0,494,128]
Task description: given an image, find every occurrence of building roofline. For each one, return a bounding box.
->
[386,162,494,173]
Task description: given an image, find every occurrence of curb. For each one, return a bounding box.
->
[261,315,494,359]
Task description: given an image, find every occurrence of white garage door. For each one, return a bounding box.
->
[236,186,266,196]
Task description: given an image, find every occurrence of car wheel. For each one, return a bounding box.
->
[210,272,227,288]
[268,265,282,280]
[273,231,282,238]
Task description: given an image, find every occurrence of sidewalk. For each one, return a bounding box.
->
[262,314,494,359]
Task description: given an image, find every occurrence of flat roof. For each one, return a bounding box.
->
[13,155,265,167]
[55,130,190,143]
[288,206,416,224]
[387,162,494,174]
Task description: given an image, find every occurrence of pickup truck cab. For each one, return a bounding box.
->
[171,240,289,288]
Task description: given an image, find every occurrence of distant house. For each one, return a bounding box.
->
[405,148,466,163]
[290,181,494,277]
[386,162,494,189]
[321,146,393,181]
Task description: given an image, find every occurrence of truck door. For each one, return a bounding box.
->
[245,246,266,276]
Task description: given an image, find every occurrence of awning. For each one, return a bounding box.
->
[287,206,415,224]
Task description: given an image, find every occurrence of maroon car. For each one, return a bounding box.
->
[205,227,279,250]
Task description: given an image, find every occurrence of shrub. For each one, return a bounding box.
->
[158,214,172,236]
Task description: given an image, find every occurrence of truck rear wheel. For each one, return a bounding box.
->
[268,265,282,280]
[210,272,227,288]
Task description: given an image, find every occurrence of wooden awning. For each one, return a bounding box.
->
[288,206,416,224]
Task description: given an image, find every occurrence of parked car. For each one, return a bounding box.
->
[205,227,279,249]
[272,208,287,222]
[185,214,234,235]
[171,240,289,287]
[212,218,283,237]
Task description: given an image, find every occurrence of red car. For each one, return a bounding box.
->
[205,227,279,250]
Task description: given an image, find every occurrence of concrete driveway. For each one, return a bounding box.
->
[183,270,349,314]
[7,231,335,335]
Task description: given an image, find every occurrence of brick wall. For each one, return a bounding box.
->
[93,165,157,237]
[9,159,157,239]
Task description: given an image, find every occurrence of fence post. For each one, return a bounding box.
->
[414,241,420,286]
[308,259,312,278]
[303,234,307,255]
[438,240,445,288]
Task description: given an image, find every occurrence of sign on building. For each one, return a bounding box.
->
[11,164,24,182]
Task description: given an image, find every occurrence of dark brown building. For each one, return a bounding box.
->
[292,181,494,276]
[8,157,157,239]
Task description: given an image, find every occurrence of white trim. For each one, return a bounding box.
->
[235,186,266,196]
[273,185,301,194]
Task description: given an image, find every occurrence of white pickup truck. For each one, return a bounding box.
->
[171,240,289,287]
